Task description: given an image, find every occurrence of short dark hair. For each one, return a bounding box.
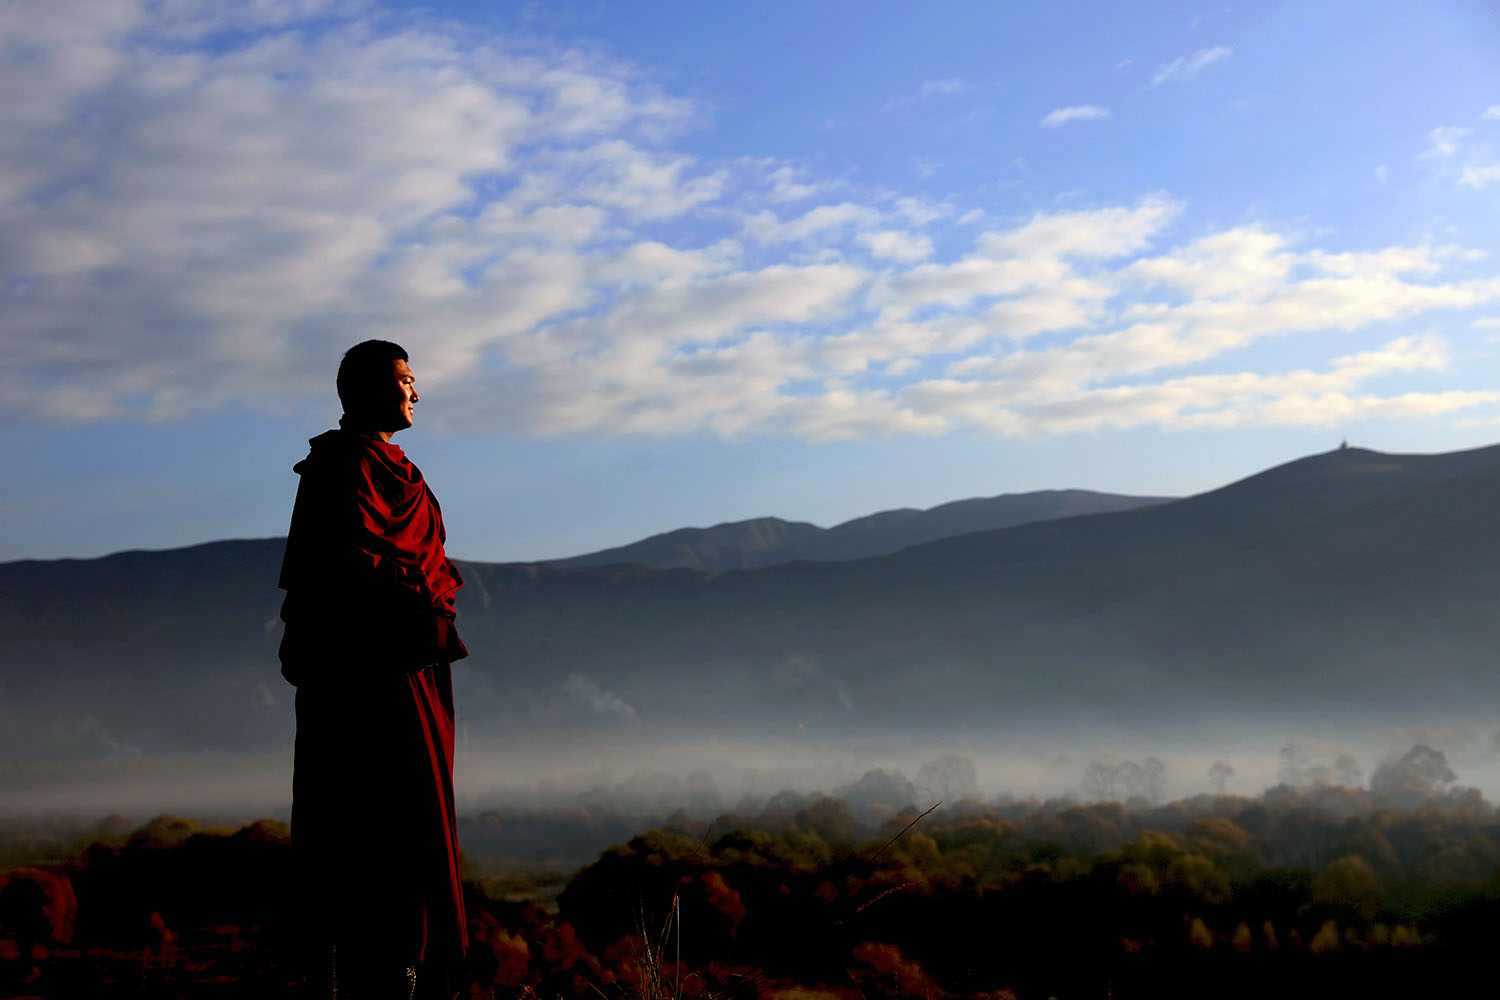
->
[336,340,408,413]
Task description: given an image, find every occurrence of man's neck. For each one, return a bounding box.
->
[339,419,394,443]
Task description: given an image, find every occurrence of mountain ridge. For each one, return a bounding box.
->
[549,488,1172,572]
[6,442,1500,763]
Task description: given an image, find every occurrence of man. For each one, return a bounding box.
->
[278,340,469,998]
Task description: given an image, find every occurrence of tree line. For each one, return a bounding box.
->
[3,750,1499,997]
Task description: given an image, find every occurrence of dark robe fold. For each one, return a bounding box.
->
[278,429,469,971]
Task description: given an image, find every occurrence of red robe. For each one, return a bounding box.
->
[278,429,469,969]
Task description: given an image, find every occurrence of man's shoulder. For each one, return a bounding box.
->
[295,430,379,478]
[295,431,425,513]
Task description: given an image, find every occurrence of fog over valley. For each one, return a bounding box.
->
[7,725,1499,868]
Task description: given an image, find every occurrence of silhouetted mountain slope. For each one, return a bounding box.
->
[553,490,1170,571]
[454,444,1500,729]
[0,539,289,749]
[554,517,823,571]
[6,444,1500,762]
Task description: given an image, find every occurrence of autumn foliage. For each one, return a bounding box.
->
[4,780,1500,996]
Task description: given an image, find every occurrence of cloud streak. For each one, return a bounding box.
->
[920,77,972,99]
[1040,105,1110,128]
[1151,45,1232,85]
[1419,107,1500,193]
[883,77,972,111]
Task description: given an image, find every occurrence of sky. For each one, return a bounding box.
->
[5,0,1500,563]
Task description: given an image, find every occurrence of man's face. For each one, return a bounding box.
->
[386,358,419,432]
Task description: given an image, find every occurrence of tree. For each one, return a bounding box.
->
[796,797,857,845]
[1276,744,1309,786]
[0,869,77,962]
[1188,917,1215,950]
[1082,758,1165,805]
[835,769,917,815]
[915,753,978,803]
[1208,760,1235,794]
[1369,745,1456,806]
[851,942,939,1000]
[1312,855,1381,924]
[1276,744,1334,786]
[1332,753,1362,788]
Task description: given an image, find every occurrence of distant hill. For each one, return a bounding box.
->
[552,516,823,572]
[552,489,1171,571]
[6,444,1500,763]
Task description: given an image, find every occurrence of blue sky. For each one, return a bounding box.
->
[5,0,1500,562]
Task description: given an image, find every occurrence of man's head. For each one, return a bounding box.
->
[337,340,418,438]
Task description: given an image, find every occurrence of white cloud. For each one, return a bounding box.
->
[1419,107,1500,191]
[1128,228,1293,299]
[4,2,1499,444]
[920,77,971,99]
[585,263,867,346]
[977,194,1181,260]
[741,202,883,244]
[1459,164,1500,189]
[789,388,949,441]
[900,335,1490,436]
[857,230,934,263]
[890,196,950,227]
[760,163,834,203]
[512,141,728,220]
[1040,105,1110,128]
[1421,125,1472,159]
[0,4,711,415]
[591,240,741,287]
[911,249,1500,433]
[883,77,972,111]
[1151,45,1231,85]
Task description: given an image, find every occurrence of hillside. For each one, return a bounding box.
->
[553,489,1170,571]
[5,444,1500,762]
[452,444,1500,732]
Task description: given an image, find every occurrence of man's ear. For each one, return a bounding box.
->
[343,391,378,422]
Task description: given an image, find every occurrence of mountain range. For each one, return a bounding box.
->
[552,489,1170,572]
[5,443,1500,764]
